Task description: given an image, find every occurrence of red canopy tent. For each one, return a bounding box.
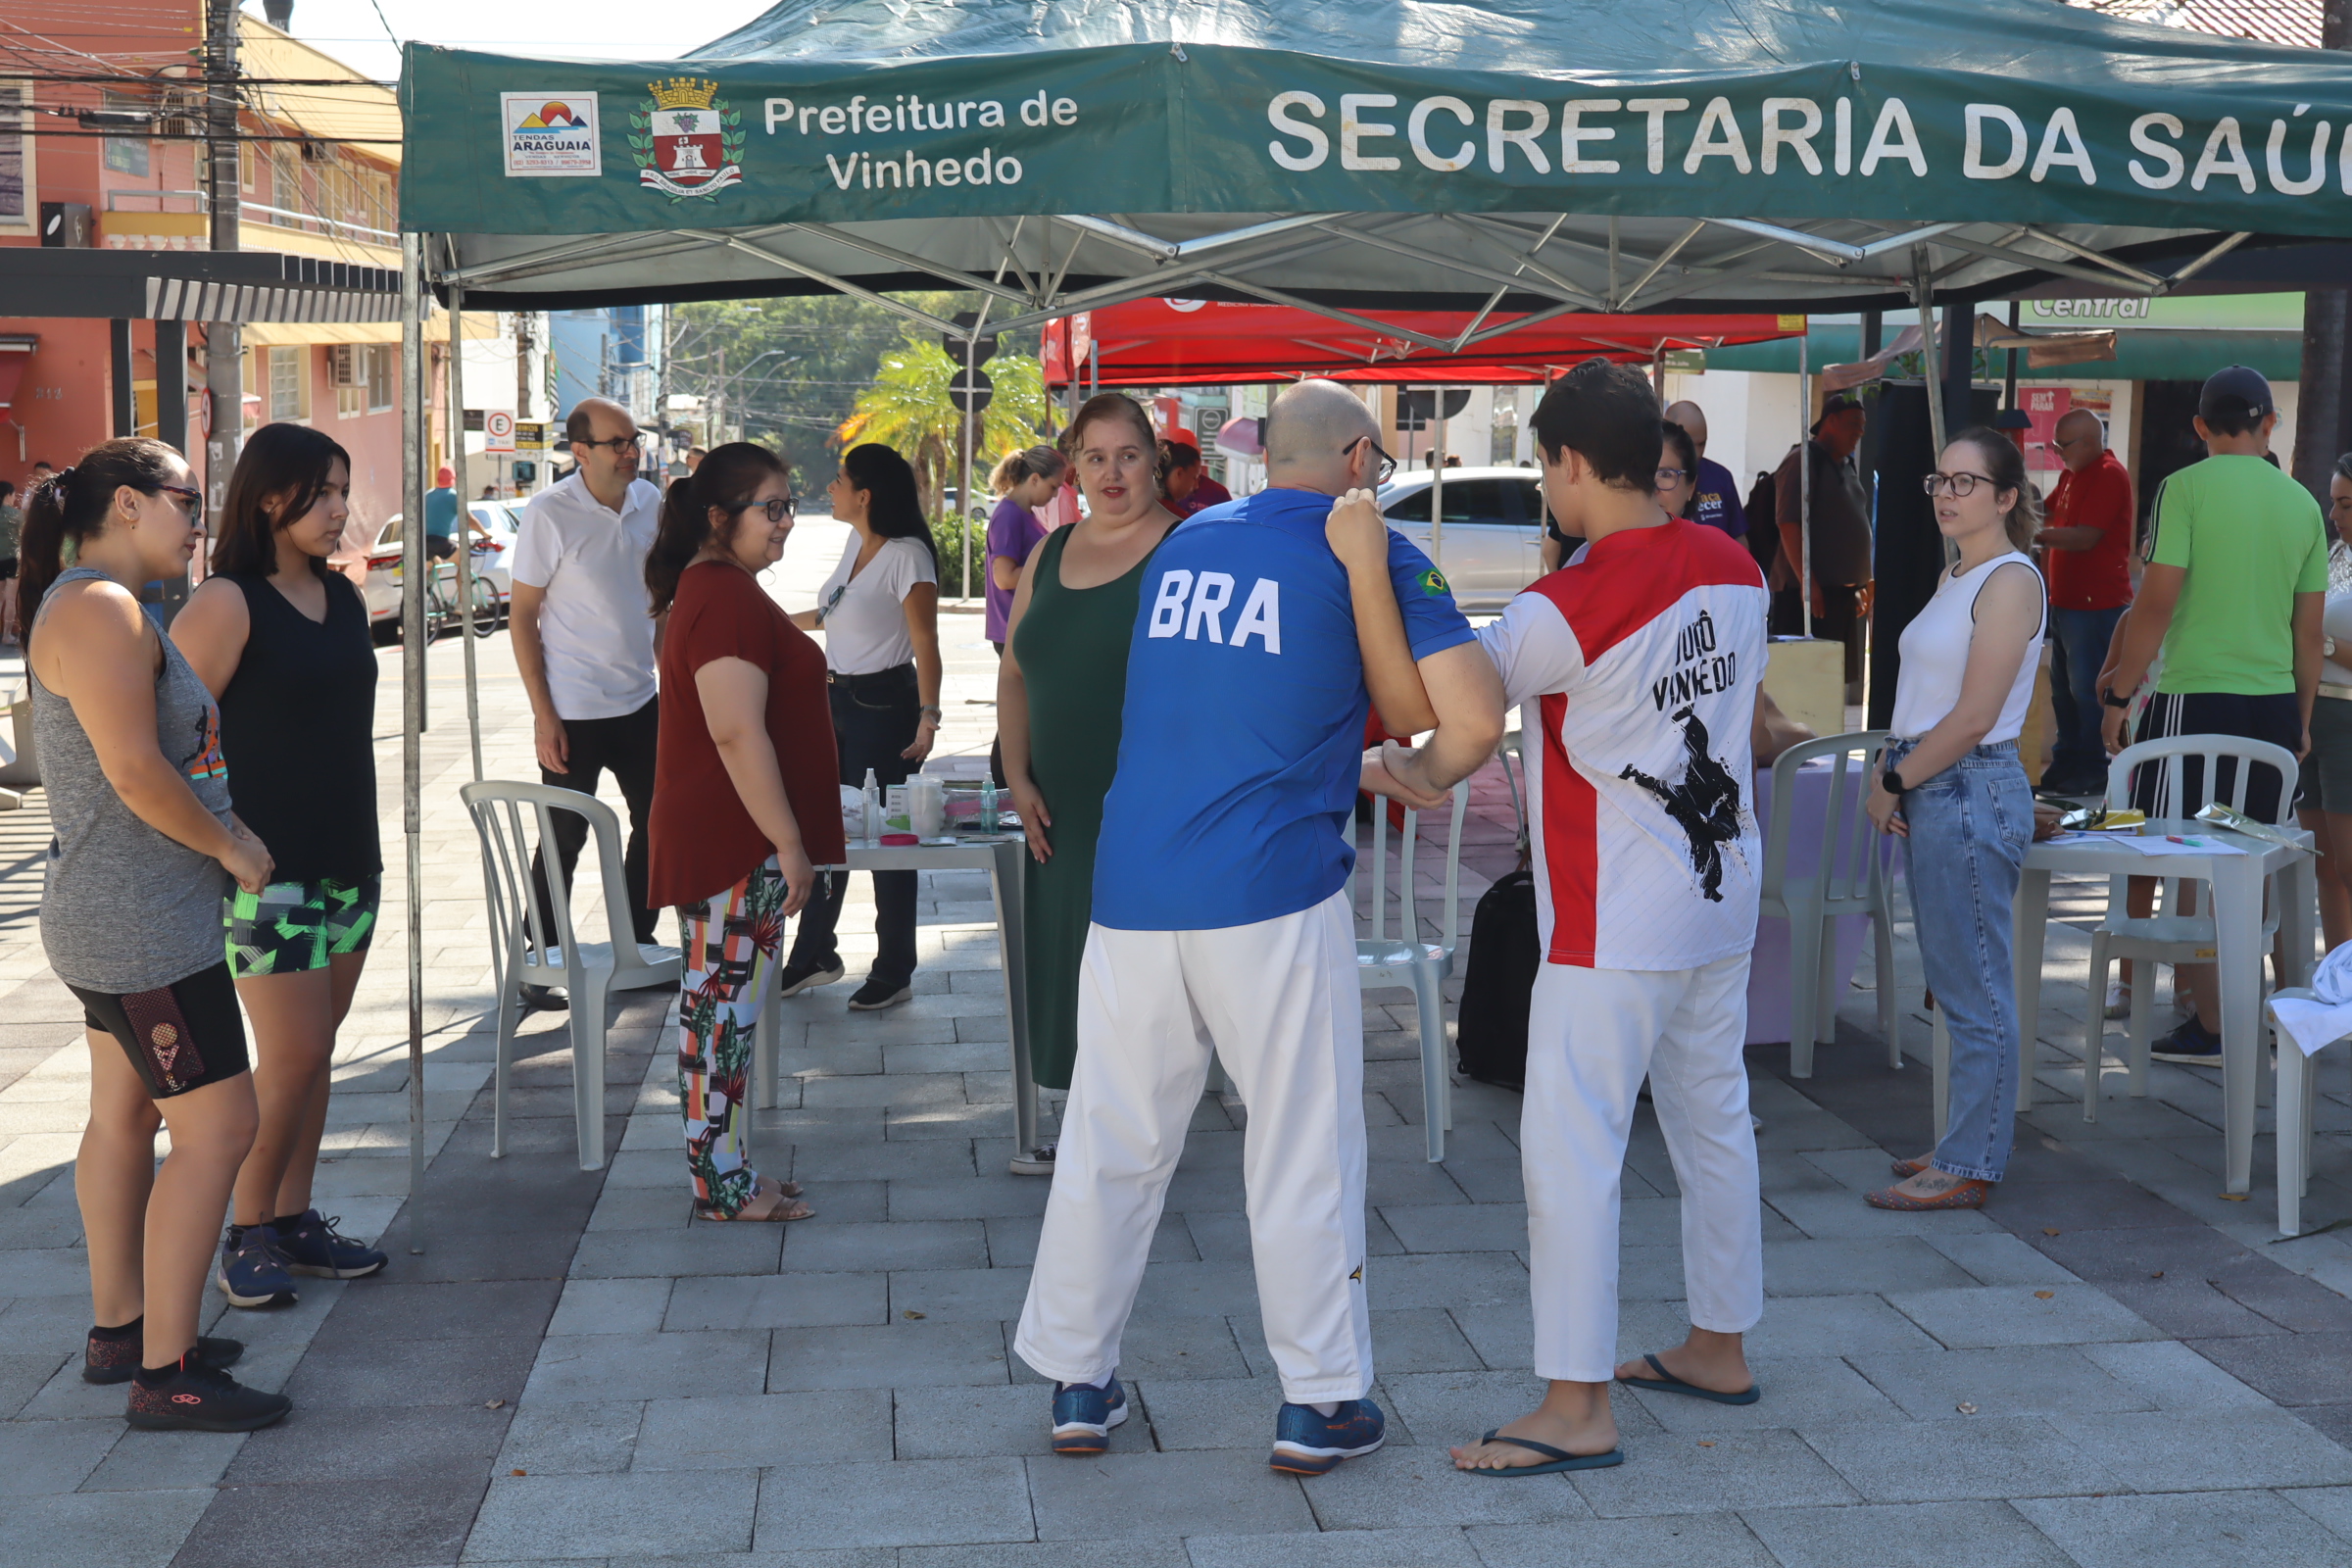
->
[1043,298,1806,387]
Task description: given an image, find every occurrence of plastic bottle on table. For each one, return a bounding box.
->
[860,766,880,844]
[980,777,999,836]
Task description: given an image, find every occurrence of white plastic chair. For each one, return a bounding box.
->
[2267,988,2346,1238]
[1352,782,1470,1162]
[462,780,681,1170]
[2081,736,2298,1121]
[1758,731,1897,1077]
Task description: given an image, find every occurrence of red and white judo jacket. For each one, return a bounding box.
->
[1477,518,1769,970]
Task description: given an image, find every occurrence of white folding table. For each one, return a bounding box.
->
[2013,824,2316,1196]
[751,835,1038,1155]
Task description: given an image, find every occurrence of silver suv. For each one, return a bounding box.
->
[1377,466,1548,612]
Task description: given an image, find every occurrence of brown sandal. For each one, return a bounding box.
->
[696,1176,814,1222]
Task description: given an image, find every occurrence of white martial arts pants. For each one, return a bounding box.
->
[1524,954,1764,1383]
[1013,888,1373,1405]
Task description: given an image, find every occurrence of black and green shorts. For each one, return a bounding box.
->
[224,875,380,979]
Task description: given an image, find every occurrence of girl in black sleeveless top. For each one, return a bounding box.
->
[173,423,388,1308]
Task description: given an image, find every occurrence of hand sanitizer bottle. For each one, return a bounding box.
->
[861,767,880,844]
[980,777,999,836]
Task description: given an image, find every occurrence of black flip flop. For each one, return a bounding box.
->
[1463,1430,1625,1477]
[1616,1352,1761,1405]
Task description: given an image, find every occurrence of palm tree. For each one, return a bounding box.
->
[838,327,1052,519]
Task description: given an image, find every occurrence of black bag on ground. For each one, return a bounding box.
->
[1454,868,1539,1092]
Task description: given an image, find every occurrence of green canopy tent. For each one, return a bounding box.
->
[384,0,2352,1212]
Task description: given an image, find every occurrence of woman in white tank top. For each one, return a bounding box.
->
[1863,430,2048,1212]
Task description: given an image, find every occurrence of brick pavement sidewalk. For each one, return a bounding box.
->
[1,532,2351,1565]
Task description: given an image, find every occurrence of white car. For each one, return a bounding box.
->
[355,507,514,636]
[1377,466,1550,613]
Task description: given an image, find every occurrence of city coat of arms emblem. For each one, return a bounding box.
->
[630,77,745,200]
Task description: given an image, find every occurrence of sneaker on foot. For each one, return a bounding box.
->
[2150,1015,2223,1065]
[124,1356,291,1433]
[85,1328,242,1386]
[216,1228,299,1309]
[847,977,912,1011]
[1008,1141,1057,1177]
[1051,1377,1128,1454]
[777,959,845,998]
[518,983,568,1012]
[1270,1397,1386,1475]
[274,1210,388,1280]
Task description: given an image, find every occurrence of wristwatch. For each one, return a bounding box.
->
[918,704,943,720]
[1882,766,1908,796]
[2101,691,2132,710]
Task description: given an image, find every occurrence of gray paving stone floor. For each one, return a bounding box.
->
[1,525,2350,1563]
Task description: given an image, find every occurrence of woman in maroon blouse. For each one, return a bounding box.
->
[646,444,844,1221]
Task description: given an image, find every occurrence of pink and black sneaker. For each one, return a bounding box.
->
[123,1353,290,1432]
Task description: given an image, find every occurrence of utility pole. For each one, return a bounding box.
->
[515,312,534,420]
[2293,0,2352,500]
[202,0,242,521]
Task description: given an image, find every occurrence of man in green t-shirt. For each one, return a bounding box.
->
[2098,366,2326,1062]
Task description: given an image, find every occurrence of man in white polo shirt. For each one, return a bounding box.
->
[510,396,667,1002]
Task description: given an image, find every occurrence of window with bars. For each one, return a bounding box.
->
[0,82,31,231]
[367,345,394,412]
[269,346,308,422]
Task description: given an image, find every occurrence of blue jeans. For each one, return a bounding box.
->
[1891,740,2034,1182]
[2046,606,2126,786]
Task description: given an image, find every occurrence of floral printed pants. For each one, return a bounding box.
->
[677,858,785,1216]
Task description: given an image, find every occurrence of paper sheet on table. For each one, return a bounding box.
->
[2043,831,2245,857]
[2270,942,2352,1057]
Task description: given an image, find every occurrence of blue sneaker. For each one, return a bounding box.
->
[273,1210,388,1280]
[2149,1015,2223,1065]
[1270,1397,1386,1475]
[216,1229,298,1309]
[1050,1378,1128,1455]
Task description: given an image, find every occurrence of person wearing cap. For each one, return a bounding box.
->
[2096,366,2327,1065]
[420,466,491,563]
[1772,393,1872,705]
[2035,410,2135,797]
[1662,401,1747,540]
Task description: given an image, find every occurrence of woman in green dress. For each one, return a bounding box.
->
[998,393,1182,1176]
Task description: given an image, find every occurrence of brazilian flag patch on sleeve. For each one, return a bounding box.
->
[1417,566,1450,598]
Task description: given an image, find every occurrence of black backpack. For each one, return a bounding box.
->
[1454,868,1540,1092]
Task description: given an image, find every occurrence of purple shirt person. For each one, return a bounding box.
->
[985,446,1067,648]
[1664,401,1747,540]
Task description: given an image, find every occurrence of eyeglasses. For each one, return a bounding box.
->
[1346,435,1398,486]
[153,483,205,524]
[1923,471,1998,498]
[574,433,642,455]
[2054,432,2097,450]
[736,496,796,523]
[1654,467,1691,489]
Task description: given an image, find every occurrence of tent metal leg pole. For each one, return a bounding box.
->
[401,231,429,1254]
[449,263,484,782]
[1432,391,1446,571]
[1798,331,1812,643]
[961,330,976,601]
[1911,254,1948,460]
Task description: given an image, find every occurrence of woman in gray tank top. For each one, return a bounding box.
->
[22,439,289,1433]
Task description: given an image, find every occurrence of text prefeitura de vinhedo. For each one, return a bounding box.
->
[764,92,1078,190]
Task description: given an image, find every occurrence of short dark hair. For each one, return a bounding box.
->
[2334,451,2352,486]
[1658,419,1696,479]
[564,405,596,445]
[1531,358,1660,489]
[214,421,352,580]
[1161,440,1201,470]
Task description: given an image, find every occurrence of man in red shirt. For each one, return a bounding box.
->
[2036,408,2135,795]
[1162,441,1234,516]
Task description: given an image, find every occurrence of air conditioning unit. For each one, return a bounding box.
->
[328,344,363,387]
